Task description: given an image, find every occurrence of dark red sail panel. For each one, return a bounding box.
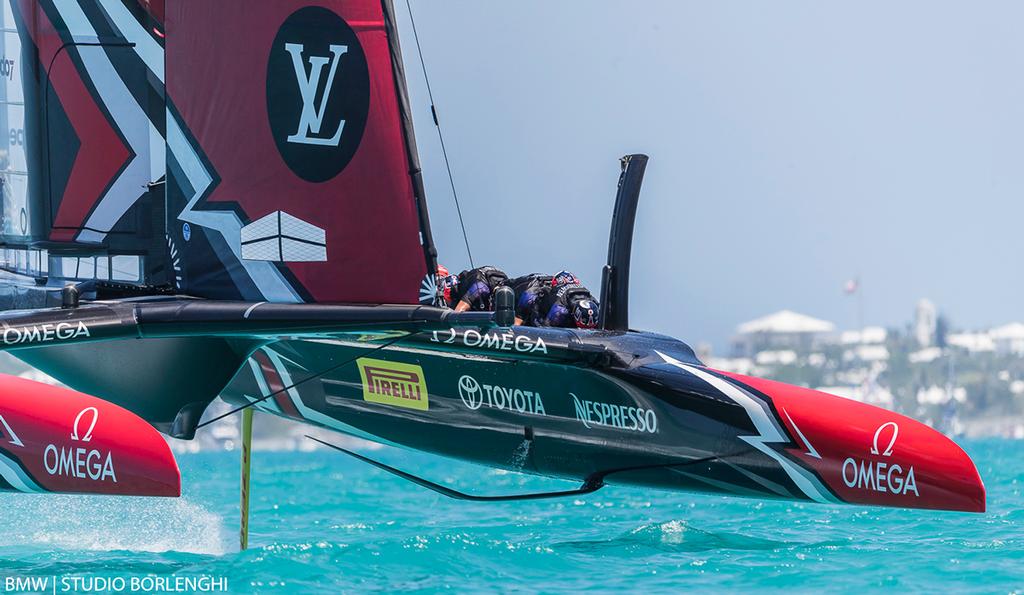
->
[13,1,133,243]
[165,0,429,304]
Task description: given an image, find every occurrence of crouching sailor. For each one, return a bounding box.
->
[534,271,600,329]
[506,272,553,326]
[449,266,509,312]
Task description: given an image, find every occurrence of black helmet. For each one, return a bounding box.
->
[572,298,599,329]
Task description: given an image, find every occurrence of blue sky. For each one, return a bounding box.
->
[397,1,1024,351]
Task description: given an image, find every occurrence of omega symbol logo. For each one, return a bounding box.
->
[871,421,899,457]
[71,407,99,442]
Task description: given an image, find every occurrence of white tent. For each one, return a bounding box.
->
[737,310,835,335]
[732,310,836,357]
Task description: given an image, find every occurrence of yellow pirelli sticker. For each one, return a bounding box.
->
[356,357,429,411]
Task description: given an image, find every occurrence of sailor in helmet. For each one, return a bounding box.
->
[533,270,600,329]
[505,272,554,325]
[447,265,509,312]
[435,264,459,307]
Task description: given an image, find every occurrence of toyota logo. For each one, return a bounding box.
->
[458,375,482,410]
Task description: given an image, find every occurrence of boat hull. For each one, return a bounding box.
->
[217,326,985,512]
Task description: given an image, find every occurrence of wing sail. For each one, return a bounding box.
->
[165,0,434,303]
[1,0,436,305]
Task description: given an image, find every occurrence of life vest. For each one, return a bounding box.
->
[507,273,552,323]
[536,282,595,327]
[453,266,509,311]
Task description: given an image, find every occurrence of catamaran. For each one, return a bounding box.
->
[0,0,985,547]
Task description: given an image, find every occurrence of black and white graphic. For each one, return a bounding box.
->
[240,210,327,262]
[267,6,369,183]
[419,273,445,306]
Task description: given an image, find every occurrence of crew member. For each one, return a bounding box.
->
[535,270,600,329]
[506,273,553,325]
[450,266,509,311]
[436,264,459,306]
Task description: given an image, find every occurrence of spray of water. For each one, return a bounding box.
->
[508,439,531,470]
[0,494,228,555]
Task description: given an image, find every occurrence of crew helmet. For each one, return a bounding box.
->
[436,265,457,304]
[572,298,599,329]
[552,270,579,287]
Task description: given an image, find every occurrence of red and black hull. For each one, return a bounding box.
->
[0,296,982,512]
[217,325,985,513]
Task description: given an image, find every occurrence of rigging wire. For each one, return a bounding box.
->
[405,0,475,268]
[196,334,408,429]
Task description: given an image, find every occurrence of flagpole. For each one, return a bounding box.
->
[857,275,864,331]
[844,276,864,331]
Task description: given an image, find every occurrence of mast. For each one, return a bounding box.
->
[382,0,438,276]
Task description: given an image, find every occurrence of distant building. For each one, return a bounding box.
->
[947,331,995,354]
[816,384,894,407]
[755,350,798,366]
[914,299,937,347]
[840,326,887,345]
[845,344,890,362]
[731,310,836,357]
[909,346,943,363]
[990,323,1024,356]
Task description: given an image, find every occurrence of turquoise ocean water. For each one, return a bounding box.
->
[0,438,1021,593]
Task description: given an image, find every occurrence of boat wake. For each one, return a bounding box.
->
[0,494,228,555]
[557,520,808,554]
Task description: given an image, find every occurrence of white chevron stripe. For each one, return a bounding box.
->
[657,351,839,504]
[166,111,301,302]
[52,1,156,243]
[0,451,41,493]
[97,0,164,82]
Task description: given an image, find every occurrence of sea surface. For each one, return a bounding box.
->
[0,438,1021,594]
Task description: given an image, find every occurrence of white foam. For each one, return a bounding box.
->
[0,494,228,554]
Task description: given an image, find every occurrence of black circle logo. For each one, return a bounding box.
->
[267,6,370,183]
